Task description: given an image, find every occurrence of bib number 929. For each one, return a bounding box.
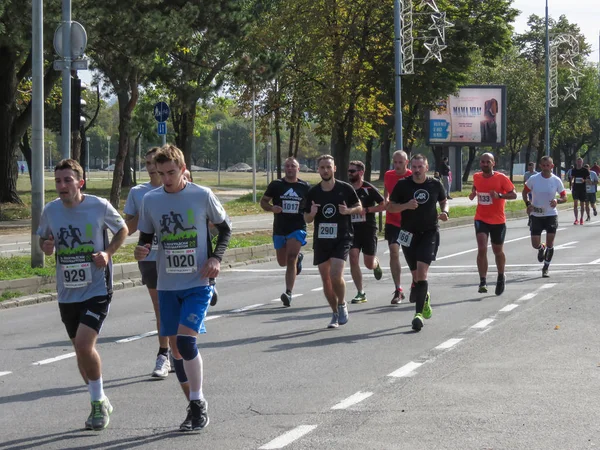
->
[62,263,92,288]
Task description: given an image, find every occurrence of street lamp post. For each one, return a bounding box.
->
[545,0,551,157]
[252,90,257,203]
[48,141,53,169]
[107,135,111,178]
[216,123,222,186]
[86,137,90,173]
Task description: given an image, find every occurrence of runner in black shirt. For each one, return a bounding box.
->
[569,157,590,225]
[261,157,310,306]
[347,160,385,304]
[388,154,449,332]
[305,154,361,329]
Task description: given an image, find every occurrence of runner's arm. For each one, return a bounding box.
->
[500,188,518,200]
[368,201,387,214]
[211,218,232,262]
[522,185,532,204]
[557,190,568,204]
[106,225,128,257]
[124,214,139,235]
[260,195,274,212]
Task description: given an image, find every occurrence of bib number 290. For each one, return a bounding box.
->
[318,223,338,239]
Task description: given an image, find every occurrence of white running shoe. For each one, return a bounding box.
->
[151,354,170,379]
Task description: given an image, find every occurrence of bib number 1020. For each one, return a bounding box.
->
[165,249,196,273]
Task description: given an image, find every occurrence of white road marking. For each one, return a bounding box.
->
[205,315,221,321]
[311,287,324,291]
[499,304,519,312]
[388,361,423,378]
[553,241,578,250]
[116,331,158,343]
[292,294,303,298]
[435,338,463,350]
[0,371,12,377]
[0,241,30,247]
[437,235,530,261]
[517,293,537,301]
[230,303,264,313]
[32,352,76,365]
[331,391,373,410]
[538,283,557,290]
[259,425,318,449]
[472,318,494,329]
[556,228,566,231]
[590,258,600,264]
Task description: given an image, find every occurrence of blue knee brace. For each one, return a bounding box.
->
[176,335,199,361]
[172,357,187,383]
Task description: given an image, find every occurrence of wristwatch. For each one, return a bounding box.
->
[498,193,503,199]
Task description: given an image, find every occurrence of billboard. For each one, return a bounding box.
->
[427,85,507,147]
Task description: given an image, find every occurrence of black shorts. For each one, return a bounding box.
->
[586,192,597,204]
[400,229,440,271]
[351,226,378,256]
[138,261,158,289]
[313,239,352,266]
[474,220,507,245]
[530,215,559,236]
[58,295,112,339]
[572,187,587,202]
[385,224,401,246]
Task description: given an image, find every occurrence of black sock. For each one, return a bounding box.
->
[480,277,486,285]
[545,247,554,263]
[286,289,292,295]
[158,347,169,357]
[415,280,428,314]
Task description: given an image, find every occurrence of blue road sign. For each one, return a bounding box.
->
[158,122,167,135]
[153,102,170,122]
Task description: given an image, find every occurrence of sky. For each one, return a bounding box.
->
[512,0,600,63]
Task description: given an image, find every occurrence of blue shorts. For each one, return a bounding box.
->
[158,286,213,336]
[273,229,307,250]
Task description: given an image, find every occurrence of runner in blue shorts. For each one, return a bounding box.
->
[261,157,310,306]
[135,145,231,432]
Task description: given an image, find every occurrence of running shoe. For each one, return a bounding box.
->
[579,218,584,225]
[189,400,209,431]
[85,406,93,430]
[210,280,218,306]
[327,312,339,329]
[537,243,546,263]
[351,292,367,304]
[391,288,405,305]
[373,262,383,280]
[586,216,591,222]
[296,252,304,275]
[594,209,598,216]
[151,354,170,379]
[91,397,113,430]
[573,220,578,225]
[338,303,349,325]
[478,282,488,294]
[280,291,292,307]
[180,405,193,431]
[542,266,549,278]
[422,292,432,319]
[495,274,506,296]
[412,313,424,332]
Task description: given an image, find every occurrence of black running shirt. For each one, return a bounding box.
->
[264,178,310,236]
[390,176,446,232]
[570,167,590,191]
[305,180,360,242]
[353,181,384,230]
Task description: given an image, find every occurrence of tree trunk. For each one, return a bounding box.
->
[379,125,392,181]
[331,121,349,182]
[275,107,282,179]
[72,130,82,161]
[122,139,133,187]
[20,131,33,184]
[365,136,374,182]
[509,151,516,181]
[293,120,301,158]
[0,53,21,203]
[462,146,477,183]
[432,146,445,172]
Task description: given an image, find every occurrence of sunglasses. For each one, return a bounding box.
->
[348,169,361,173]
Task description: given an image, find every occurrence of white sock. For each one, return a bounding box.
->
[88,377,104,402]
[182,353,204,401]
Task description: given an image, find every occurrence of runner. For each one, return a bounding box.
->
[124,147,171,379]
[469,153,517,295]
[347,160,385,304]
[383,150,413,304]
[260,157,310,306]
[584,163,598,220]
[521,156,568,277]
[524,162,538,226]
[387,154,448,332]
[37,159,128,430]
[135,145,232,432]
[569,158,590,225]
[304,154,361,328]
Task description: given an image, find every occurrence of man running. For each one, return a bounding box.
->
[569,157,590,225]
[387,154,448,332]
[347,160,385,304]
[469,153,517,295]
[584,163,598,220]
[383,150,413,304]
[37,159,128,430]
[124,147,171,379]
[135,145,232,432]
[521,156,568,277]
[260,156,310,306]
[305,154,361,328]
[524,162,538,226]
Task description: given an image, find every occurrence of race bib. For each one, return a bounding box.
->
[478,193,493,205]
[151,234,159,251]
[318,223,338,239]
[575,177,583,184]
[62,263,92,289]
[282,200,300,214]
[586,184,594,193]
[398,229,413,247]
[532,206,545,214]
[351,213,366,223]
[165,248,197,273]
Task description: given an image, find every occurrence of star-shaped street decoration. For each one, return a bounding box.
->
[423,37,447,64]
[564,85,580,100]
[559,51,577,68]
[418,0,439,13]
[429,12,454,42]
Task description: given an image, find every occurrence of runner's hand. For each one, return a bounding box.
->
[92,251,110,268]
[339,201,349,215]
[406,199,418,210]
[468,191,477,201]
[200,257,220,278]
[134,244,151,261]
[310,201,320,216]
[438,212,449,222]
[272,205,283,214]
[42,235,55,256]
[549,199,558,208]
[526,205,534,214]
[489,190,499,199]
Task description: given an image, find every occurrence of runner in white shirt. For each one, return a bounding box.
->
[522,156,568,277]
[584,163,598,220]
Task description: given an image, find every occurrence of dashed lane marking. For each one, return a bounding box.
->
[259,425,318,449]
[116,331,158,343]
[435,338,463,350]
[331,391,373,410]
[0,371,12,377]
[32,352,76,365]
[499,304,519,312]
[471,318,494,329]
[388,361,423,378]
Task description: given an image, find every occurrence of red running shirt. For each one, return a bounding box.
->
[384,169,413,226]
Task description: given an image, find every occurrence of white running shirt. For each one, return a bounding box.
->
[525,173,565,217]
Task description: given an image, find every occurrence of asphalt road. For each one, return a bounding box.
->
[1,214,599,449]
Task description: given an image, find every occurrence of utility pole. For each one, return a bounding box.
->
[252,90,257,203]
[545,0,551,156]
[393,0,403,150]
[60,0,71,159]
[216,123,222,186]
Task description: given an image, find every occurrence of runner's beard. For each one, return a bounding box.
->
[321,174,333,182]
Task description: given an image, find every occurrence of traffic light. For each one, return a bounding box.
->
[71,77,87,131]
